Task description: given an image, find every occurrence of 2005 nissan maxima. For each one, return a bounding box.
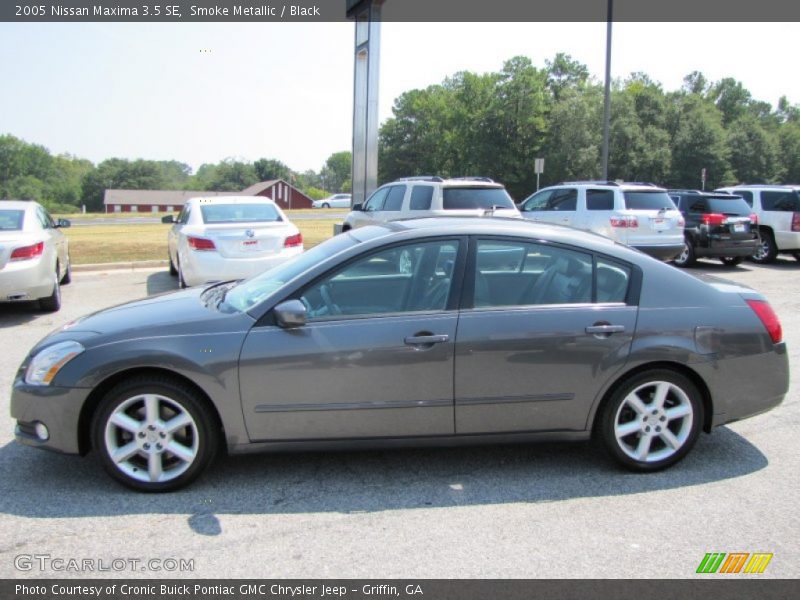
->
[11,218,789,491]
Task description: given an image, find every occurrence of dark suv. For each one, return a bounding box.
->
[668,190,760,267]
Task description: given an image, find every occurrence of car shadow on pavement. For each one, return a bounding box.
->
[0,425,767,536]
[0,302,43,329]
[689,256,800,272]
[146,271,179,296]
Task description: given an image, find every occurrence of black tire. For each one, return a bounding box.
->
[91,376,219,492]
[341,224,351,233]
[61,255,72,284]
[720,257,743,267]
[751,230,778,264]
[322,203,330,209]
[673,239,696,267]
[597,369,703,472]
[177,260,187,289]
[792,252,800,262]
[168,252,178,276]
[39,268,62,312]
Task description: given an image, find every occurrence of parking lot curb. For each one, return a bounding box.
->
[72,260,168,272]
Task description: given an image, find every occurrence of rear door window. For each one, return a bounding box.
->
[586,189,615,211]
[761,190,800,212]
[547,188,577,211]
[409,186,434,210]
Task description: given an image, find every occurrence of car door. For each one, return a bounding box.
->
[371,184,407,223]
[36,207,65,273]
[455,238,638,434]
[350,187,390,228]
[520,188,578,227]
[169,204,190,263]
[238,237,465,441]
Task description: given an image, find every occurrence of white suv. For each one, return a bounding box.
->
[342,177,520,231]
[715,185,800,263]
[519,181,684,260]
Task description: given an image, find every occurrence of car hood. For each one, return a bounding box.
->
[32,286,256,353]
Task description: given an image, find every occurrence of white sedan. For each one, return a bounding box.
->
[165,196,304,288]
[312,193,352,209]
[0,200,71,312]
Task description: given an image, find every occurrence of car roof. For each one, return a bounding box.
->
[188,196,278,205]
[668,190,740,198]
[717,185,795,191]
[545,181,666,192]
[0,200,39,210]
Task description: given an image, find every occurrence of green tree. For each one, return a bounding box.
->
[320,151,352,192]
[254,158,292,182]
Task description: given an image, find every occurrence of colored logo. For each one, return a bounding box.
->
[696,552,773,574]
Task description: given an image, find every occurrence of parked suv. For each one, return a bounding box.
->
[341,177,520,231]
[667,190,760,267]
[715,185,800,263]
[519,181,684,260]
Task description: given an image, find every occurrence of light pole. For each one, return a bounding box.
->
[601,0,613,180]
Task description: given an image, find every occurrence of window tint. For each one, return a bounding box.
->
[586,189,615,210]
[0,210,24,231]
[520,190,552,212]
[301,240,460,318]
[200,204,282,224]
[596,259,630,303]
[689,200,707,213]
[761,190,800,212]
[177,205,191,224]
[382,185,406,211]
[473,241,592,307]
[548,189,577,211]
[442,187,515,210]
[706,197,752,215]
[36,207,53,229]
[364,187,390,211]
[409,186,434,210]
[622,191,676,210]
[733,190,753,207]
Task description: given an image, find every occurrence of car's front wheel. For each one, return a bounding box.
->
[598,369,703,472]
[673,240,695,267]
[322,202,330,208]
[751,230,778,264]
[92,376,219,492]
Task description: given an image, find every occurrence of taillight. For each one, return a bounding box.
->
[749,213,759,225]
[610,216,638,228]
[701,213,726,226]
[284,233,303,248]
[746,299,782,344]
[187,236,216,251]
[10,241,44,261]
[677,216,685,227]
[792,212,800,232]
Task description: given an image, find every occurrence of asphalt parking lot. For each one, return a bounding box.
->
[0,259,798,579]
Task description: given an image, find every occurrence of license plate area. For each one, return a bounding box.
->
[733,223,745,233]
[651,218,667,231]
[240,240,261,251]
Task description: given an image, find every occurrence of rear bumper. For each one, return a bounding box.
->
[0,257,54,302]
[181,247,303,287]
[694,237,760,258]
[10,381,90,455]
[633,244,684,261]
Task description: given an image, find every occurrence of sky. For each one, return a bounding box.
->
[0,22,798,174]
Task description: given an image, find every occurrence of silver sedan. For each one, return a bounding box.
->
[0,200,71,312]
[11,217,789,491]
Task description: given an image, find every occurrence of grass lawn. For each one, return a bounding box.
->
[64,219,340,265]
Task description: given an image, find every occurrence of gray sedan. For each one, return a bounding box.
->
[10,218,789,491]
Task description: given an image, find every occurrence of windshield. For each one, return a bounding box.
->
[200,203,282,224]
[622,191,677,211]
[442,187,515,210]
[0,210,25,231]
[222,233,359,312]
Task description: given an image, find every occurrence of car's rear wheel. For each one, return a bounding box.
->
[177,260,187,288]
[92,377,219,492]
[39,267,62,312]
[720,257,743,267]
[598,369,702,472]
[673,240,695,267]
[168,253,178,276]
[61,255,72,284]
[751,230,778,264]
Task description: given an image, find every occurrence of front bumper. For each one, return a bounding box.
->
[10,381,91,455]
[0,257,54,302]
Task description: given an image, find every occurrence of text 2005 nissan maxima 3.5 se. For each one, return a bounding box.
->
[11,218,789,491]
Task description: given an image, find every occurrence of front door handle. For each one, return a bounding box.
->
[404,334,449,346]
[585,324,626,335]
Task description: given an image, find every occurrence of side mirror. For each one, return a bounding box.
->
[274,299,307,329]
[56,218,71,228]
[352,203,363,212]
[161,215,176,224]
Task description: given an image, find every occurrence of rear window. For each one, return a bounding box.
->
[200,204,282,224]
[706,197,752,215]
[0,210,25,231]
[622,191,676,211]
[761,190,800,212]
[442,187,515,210]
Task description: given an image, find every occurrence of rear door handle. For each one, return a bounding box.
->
[404,334,449,346]
[585,324,626,334]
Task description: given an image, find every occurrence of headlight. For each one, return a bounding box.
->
[25,341,85,386]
